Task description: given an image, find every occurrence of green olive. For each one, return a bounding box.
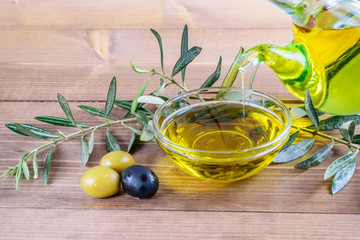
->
[100,151,136,174]
[80,166,120,198]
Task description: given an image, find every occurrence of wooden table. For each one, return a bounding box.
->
[1,0,359,239]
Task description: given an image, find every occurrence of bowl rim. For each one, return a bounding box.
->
[153,86,292,155]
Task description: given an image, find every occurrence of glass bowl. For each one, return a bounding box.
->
[153,87,292,182]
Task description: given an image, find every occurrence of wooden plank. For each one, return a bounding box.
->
[1,102,360,214]
[0,28,295,101]
[1,208,359,239]
[0,0,292,29]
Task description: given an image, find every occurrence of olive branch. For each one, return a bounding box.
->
[2,25,360,195]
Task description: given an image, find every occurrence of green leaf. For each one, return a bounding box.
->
[5,123,60,139]
[172,46,202,77]
[181,24,188,84]
[273,138,315,163]
[150,28,164,73]
[57,93,76,127]
[351,134,360,144]
[307,115,360,130]
[106,130,121,152]
[135,111,149,127]
[34,116,89,128]
[78,105,117,120]
[8,123,60,140]
[220,47,244,88]
[123,124,142,135]
[105,77,117,117]
[131,78,150,114]
[331,159,356,194]
[80,137,90,166]
[88,130,95,154]
[114,100,152,115]
[22,160,30,180]
[324,151,357,180]
[339,121,355,143]
[140,128,155,142]
[152,78,165,96]
[43,146,54,184]
[127,125,138,153]
[138,95,165,105]
[304,89,319,130]
[129,62,149,73]
[1,166,17,178]
[221,89,253,101]
[33,151,38,179]
[281,131,300,150]
[16,153,30,188]
[290,107,307,121]
[294,141,334,169]
[200,56,222,88]
[294,105,325,117]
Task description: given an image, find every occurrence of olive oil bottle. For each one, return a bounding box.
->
[234,0,360,115]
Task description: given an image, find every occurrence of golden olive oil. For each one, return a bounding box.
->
[236,25,360,115]
[291,25,360,115]
[159,102,285,181]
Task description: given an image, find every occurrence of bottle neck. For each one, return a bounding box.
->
[268,0,325,27]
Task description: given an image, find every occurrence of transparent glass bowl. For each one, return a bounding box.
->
[153,87,292,182]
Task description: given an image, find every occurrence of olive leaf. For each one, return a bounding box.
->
[282,131,300,150]
[221,89,253,101]
[129,62,149,74]
[150,28,164,73]
[324,151,357,180]
[181,24,188,84]
[220,47,244,88]
[294,141,334,169]
[6,123,60,139]
[127,124,138,153]
[105,77,117,117]
[304,89,319,130]
[152,78,165,96]
[307,115,360,130]
[339,121,355,143]
[16,152,31,188]
[106,130,121,152]
[290,107,307,121]
[273,138,315,163]
[351,134,360,144]
[331,159,356,194]
[80,137,90,166]
[122,124,142,135]
[137,95,165,105]
[114,100,153,117]
[172,46,202,77]
[200,56,222,88]
[140,120,155,142]
[57,93,77,127]
[1,167,16,178]
[22,160,30,181]
[131,78,150,114]
[294,105,325,117]
[34,116,89,128]
[33,151,38,179]
[43,146,55,185]
[88,130,95,154]
[78,105,117,120]
[135,111,149,127]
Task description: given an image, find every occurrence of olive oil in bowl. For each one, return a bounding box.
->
[154,87,291,182]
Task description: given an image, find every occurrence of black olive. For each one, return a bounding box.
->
[121,165,159,199]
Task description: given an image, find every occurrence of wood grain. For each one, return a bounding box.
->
[1,0,359,239]
[0,0,291,29]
